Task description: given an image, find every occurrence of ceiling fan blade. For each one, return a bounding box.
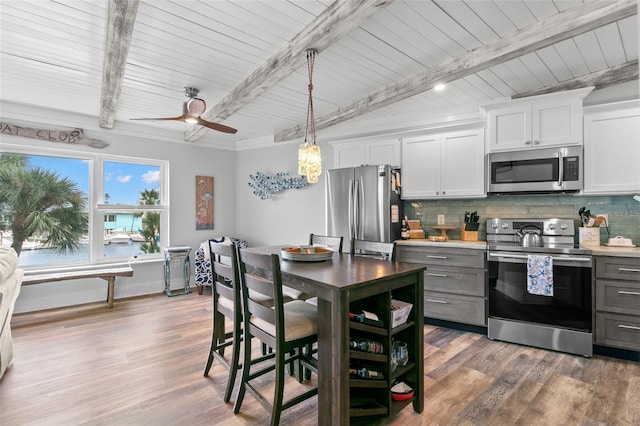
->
[131,115,187,122]
[196,117,238,134]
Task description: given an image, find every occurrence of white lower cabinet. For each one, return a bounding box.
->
[583,100,640,195]
[401,128,485,199]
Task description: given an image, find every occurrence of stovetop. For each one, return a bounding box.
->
[486,217,592,256]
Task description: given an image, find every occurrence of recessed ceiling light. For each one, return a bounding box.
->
[434,83,446,92]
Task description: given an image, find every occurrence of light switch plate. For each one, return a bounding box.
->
[437,214,445,225]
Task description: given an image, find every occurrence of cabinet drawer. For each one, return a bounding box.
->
[424,267,484,297]
[596,279,640,315]
[424,291,485,326]
[397,246,485,268]
[595,256,640,281]
[595,312,640,351]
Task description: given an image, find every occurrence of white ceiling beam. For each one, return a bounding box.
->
[99,0,139,129]
[275,0,638,142]
[184,0,395,142]
[513,60,639,99]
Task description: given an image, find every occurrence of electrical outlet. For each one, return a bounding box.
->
[437,214,445,225]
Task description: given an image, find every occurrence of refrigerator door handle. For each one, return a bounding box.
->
[348,179,355,240]
[353,178,361,238]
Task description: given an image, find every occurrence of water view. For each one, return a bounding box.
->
[16,241,147,268]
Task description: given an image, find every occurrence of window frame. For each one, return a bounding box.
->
[1,143,169,268]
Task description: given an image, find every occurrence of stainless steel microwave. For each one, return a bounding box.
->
[487,146,582,195]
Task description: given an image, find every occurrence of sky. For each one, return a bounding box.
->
[28,155,160,205]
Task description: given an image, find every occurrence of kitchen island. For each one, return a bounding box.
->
[247,246,426,425]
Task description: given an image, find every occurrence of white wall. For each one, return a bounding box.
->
[234,141,332,247]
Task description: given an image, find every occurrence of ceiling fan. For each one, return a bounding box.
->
[131,87,237,134]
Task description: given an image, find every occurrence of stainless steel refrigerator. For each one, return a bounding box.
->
[326,165,402,253]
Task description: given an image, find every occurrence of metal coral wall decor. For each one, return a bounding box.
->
[248,172,307,200]
[0,122,107,148]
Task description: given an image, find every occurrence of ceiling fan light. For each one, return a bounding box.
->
[184,116,198,123]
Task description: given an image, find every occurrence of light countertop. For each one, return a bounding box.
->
[586,245,640,258]
[395,239,486,250]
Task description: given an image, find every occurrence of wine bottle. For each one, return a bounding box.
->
[349,367,384,379]
[349,310,385,328]
[401,219,410,240]
[349,337,384,354]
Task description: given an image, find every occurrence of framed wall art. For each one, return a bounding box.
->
[196,175,214,230]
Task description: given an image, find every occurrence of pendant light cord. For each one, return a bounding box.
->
[305,49,316,144]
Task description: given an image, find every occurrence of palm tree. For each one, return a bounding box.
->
[0,153,88,257]
[137,189,160,254]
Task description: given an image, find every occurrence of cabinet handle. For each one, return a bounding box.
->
[426,255,448,259]
[442,191,446,195]
[533,140,540,145]
[618,268,640,273]
[426,272,449,278]
[618,290,640,296]
[618,324,640,331]
[426,298,448,304]
[525,140,532,145]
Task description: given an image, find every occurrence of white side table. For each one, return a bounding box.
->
[163,246,192,297]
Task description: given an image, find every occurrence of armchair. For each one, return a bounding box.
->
[1,246,23,380]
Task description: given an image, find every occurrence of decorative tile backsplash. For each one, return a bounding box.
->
[404,194,640,245]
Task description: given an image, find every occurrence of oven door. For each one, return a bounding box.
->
[487,251,592,332]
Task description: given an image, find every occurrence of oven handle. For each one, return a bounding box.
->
[488,252,592,263]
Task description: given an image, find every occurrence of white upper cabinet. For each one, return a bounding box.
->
[401,128,485,199]
[583,100,640,195]
[332,139,401,168]
[482,87,593,152]
[401,134,441,198]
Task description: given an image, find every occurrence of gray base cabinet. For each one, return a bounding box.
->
[396,245,486,326]
[594,256,640,351]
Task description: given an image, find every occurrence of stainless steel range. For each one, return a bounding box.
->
[486,218,593,357]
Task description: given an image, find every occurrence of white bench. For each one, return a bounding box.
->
[21,267,134,308]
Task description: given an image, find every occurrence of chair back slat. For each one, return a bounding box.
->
[243,273,275,300]
[309,234,343,253]
[247,298,276,324]
[215,280,235,301]
[351,239,396,261]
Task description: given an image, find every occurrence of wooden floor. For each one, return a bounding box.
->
[2,291,639,426]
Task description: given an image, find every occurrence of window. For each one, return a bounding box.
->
[0,146,168,268]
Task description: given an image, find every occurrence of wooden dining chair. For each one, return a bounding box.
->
[202,240,242,402]
[234,249,318,426]
[203,240,276,401]
[309,233,343,253]
[351,238,396,261]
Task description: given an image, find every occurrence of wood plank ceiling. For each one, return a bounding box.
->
[0,0,638,149]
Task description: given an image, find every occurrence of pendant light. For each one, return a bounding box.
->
[298,49,322,183]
